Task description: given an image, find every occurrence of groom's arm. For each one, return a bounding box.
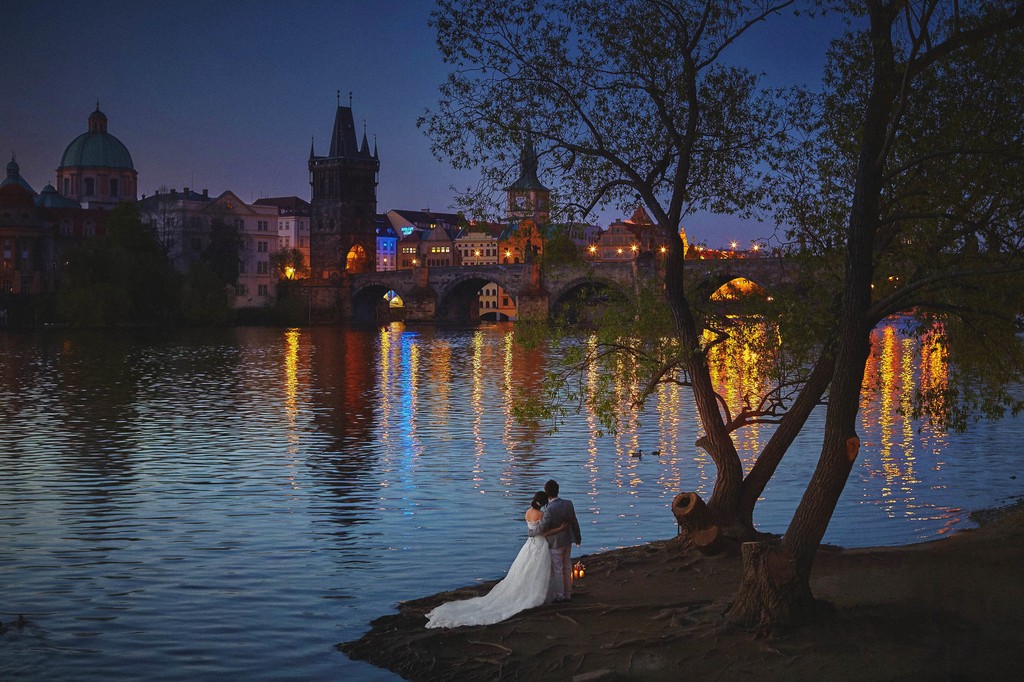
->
[569,501,582,545]
[532,507,552,536]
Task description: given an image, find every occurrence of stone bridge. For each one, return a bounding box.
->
[307,256,796,323]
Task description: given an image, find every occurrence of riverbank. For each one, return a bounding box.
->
[340,499,1024,680]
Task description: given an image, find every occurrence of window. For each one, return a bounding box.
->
[257,284,269,296]
[239,261,247,274]
[84,177,95,196]
[109,178,119,197]
[257,220,269,232]
[63,178,70,196]
[257,241,268,253]
[257,261,269,274]
[236,283,248,296]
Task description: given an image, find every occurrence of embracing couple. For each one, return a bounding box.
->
[425,480,582,629]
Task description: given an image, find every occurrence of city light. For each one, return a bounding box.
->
[730,241,738,249]
[284,266,295,280]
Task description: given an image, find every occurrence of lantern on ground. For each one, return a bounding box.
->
[572,560,585,581]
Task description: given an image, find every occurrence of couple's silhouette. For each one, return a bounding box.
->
[425,480,582,629]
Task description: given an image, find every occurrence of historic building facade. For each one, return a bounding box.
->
[138,188,280,308]
[308,103,379,279]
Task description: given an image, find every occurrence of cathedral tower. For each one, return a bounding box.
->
[309,97,379,279]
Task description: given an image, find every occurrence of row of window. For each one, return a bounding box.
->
[62,176,124,198]
[235,283,271,297]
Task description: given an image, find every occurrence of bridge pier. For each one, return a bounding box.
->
[403,266,439,322]
[516,264,549,320]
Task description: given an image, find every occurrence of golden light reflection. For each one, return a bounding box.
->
[471,331,488,486]
[857,321,952,521]
[282,328,304,491]
[703,322,769,472]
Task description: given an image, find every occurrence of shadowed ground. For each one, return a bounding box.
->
[341,500,1024,681]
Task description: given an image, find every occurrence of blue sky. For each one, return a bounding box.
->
[2,1,845,248]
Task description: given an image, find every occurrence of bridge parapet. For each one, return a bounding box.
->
[336,256,798,322]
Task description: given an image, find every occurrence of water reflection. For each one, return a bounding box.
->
[1,322,1021,681]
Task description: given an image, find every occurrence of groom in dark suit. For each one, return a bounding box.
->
[541,479,582,602]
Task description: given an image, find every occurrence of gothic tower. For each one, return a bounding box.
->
[504,137,550,262]
[506,137,549,224]
[309,98,379,279]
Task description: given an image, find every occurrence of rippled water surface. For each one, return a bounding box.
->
[1,324,1021,680]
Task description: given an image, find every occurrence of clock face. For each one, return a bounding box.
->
[513,194,528,211]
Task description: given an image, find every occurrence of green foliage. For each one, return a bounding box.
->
[423,0,796,230]
[180,261,233,326]
[776,4,1024,428]
[513,280,685,435]
[270,248,309,280]
[57,203,180,327]
[539,229,580,266]
[203,219,243,285]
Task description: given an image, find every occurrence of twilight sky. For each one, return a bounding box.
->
[2,1,846,248]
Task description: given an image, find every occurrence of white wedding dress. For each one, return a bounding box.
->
[425,520,553,628]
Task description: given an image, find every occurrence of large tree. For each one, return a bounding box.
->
[727,0,1024,628]
[423,0,822,535]
[427,0,1024,630]
[58,203,180,326]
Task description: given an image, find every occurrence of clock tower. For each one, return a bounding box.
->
[506,137,549,224]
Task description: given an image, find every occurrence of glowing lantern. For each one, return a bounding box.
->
[572,560,585,581]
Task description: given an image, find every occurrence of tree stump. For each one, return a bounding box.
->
[671,492,723,554]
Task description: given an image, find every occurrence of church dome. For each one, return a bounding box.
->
[2,155,37,195]
[35,184,80,208]
[58,106,135,171]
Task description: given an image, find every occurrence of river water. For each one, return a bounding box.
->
[1,323,1021,680]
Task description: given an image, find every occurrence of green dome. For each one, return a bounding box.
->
[58,108,135,171]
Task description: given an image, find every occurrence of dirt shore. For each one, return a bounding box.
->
[340,501,1024,680]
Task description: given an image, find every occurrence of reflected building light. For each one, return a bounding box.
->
[378,326,395,455]
[471,331,487,473]
[282,329,303,480]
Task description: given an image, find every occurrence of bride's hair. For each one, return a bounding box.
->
[531,491,549,510]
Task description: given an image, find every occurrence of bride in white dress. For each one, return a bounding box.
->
[425,491,566,628]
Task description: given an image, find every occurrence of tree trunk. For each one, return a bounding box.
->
[664,231,744,528]
[727,0,897,630]
[737,347,836,528]
[726,541,813,634]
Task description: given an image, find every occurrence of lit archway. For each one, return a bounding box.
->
[710,277,767,301]
[345,244,369,273]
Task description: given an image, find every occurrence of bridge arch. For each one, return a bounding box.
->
[435,271,519,323]
[548,276,633,324]
[350,281,397,322]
